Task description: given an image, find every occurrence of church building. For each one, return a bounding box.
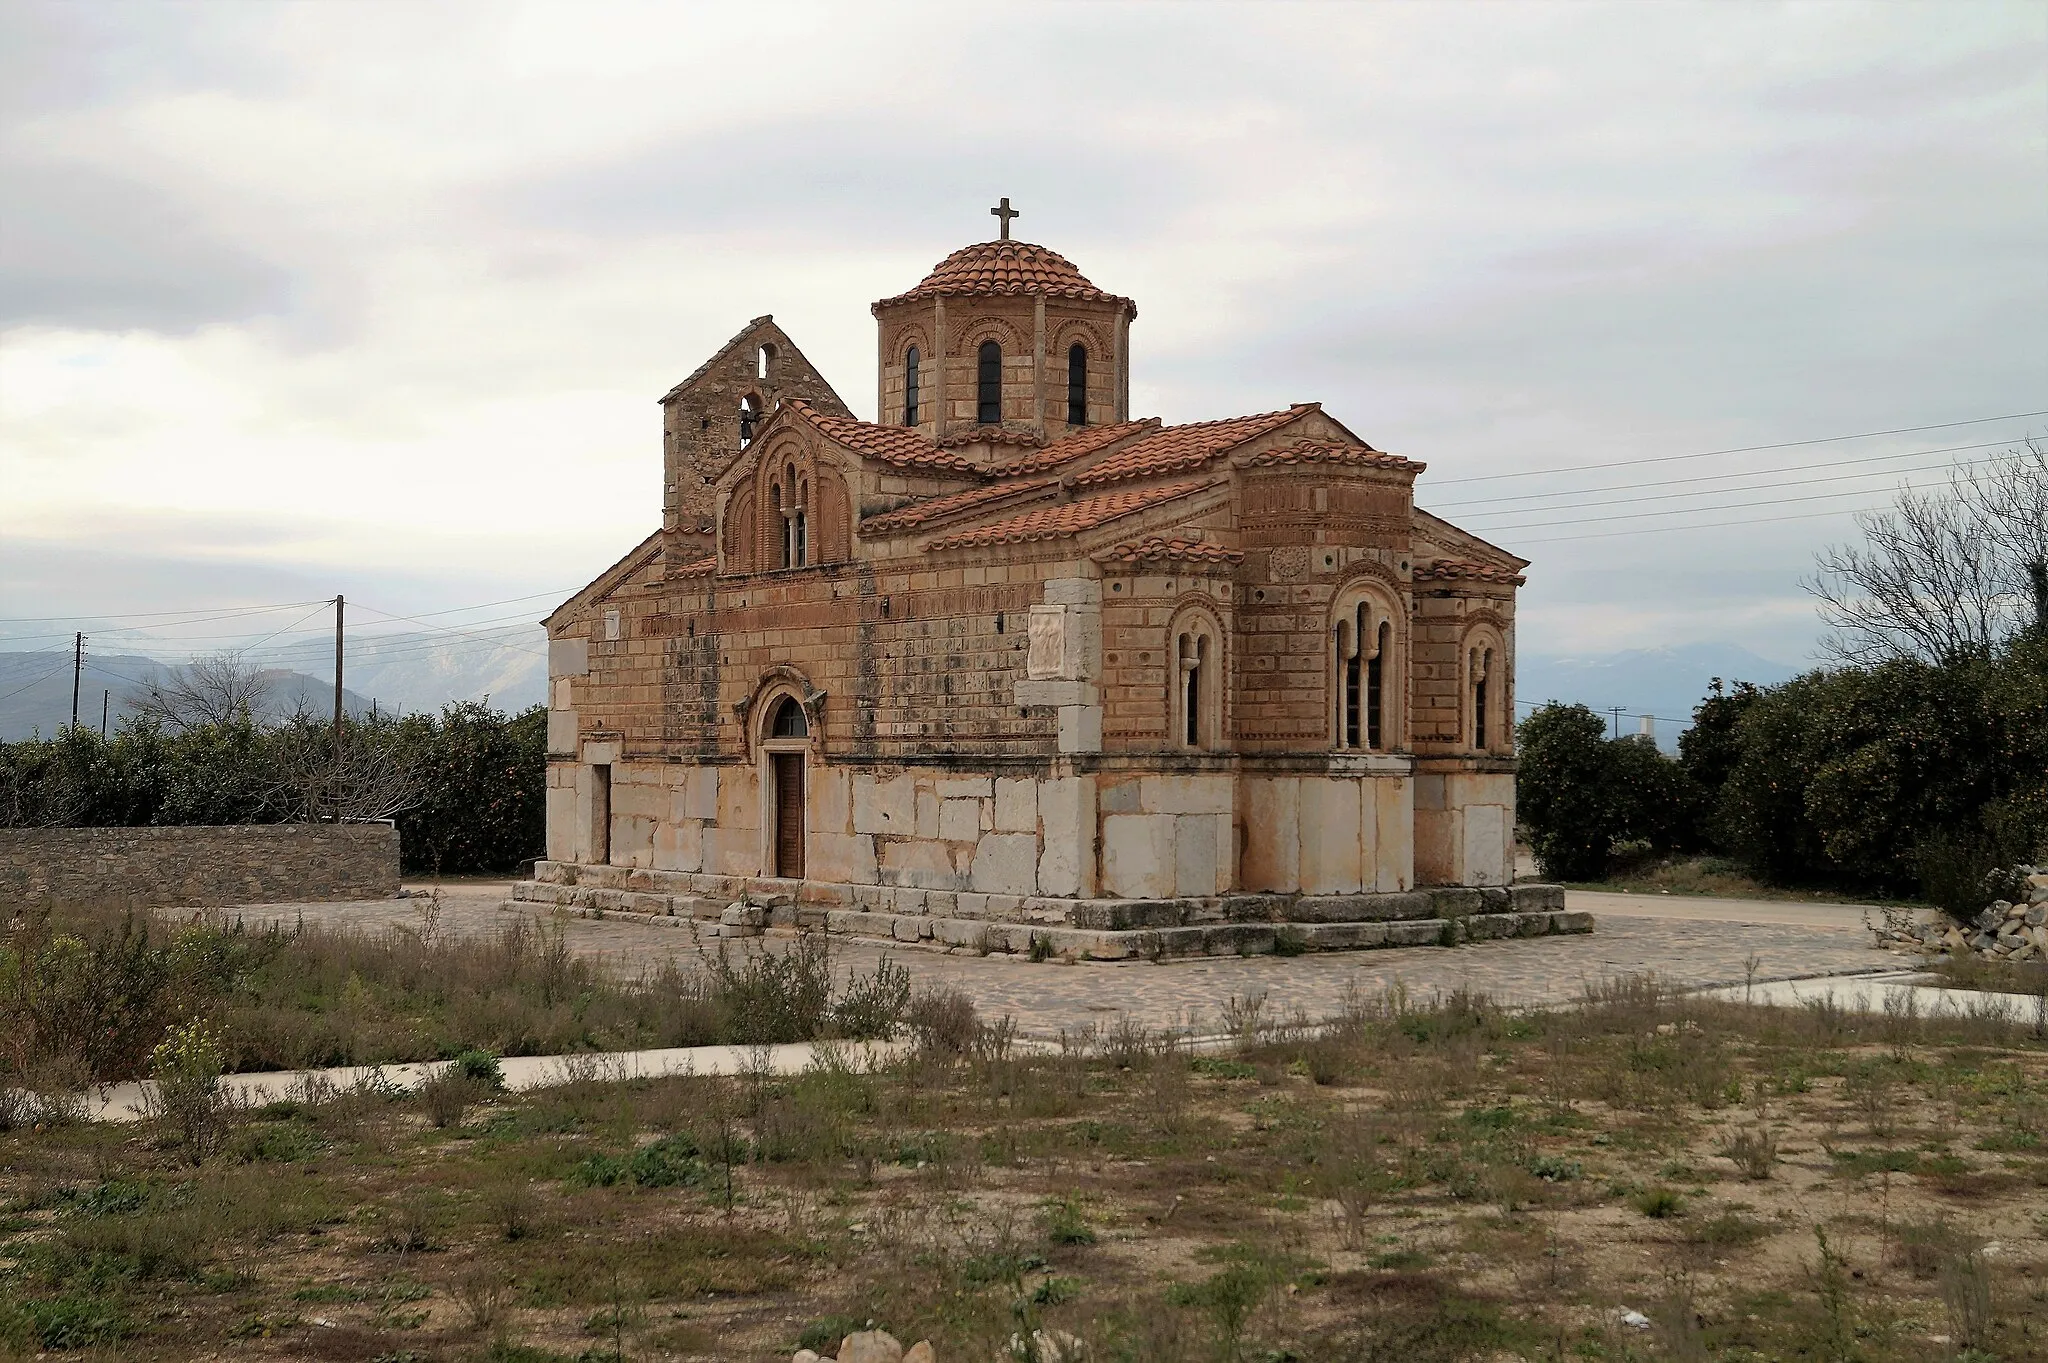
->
[516,208,1584,958]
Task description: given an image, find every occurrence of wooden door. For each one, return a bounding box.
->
[772,752,804,879]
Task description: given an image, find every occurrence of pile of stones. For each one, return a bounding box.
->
[794,1330,933,1363]
[1875,864,2048,962]
[793,1327,1085,1362]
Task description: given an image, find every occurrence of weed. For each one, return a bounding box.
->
[148,1016,235,1163]
[907,984,979,1056]
[1938,1244,1994,1352]
[1718,1125,1779,1179]
[1221,989,1269,1042]
[1041,1196,1097,1247]
[455,1269,509,1332]
[1632,1185,1684,1219]
[419,1068,486,1129]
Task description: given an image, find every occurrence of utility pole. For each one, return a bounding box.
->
[101,690,109,738]
[333,594,344,822]
[1608,705,1624,740]
[71,632,83,730]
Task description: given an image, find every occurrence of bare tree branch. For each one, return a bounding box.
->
[268,709,422,824]
[1805,439,2048,664]
[134,652,273,731]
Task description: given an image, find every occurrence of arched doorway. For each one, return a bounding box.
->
[762,695,809,879]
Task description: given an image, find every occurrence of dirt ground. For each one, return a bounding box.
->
[3,976,2043,1362]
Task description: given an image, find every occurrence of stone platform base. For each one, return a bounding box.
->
[505,862,1589,962]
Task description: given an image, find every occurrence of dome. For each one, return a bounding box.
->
[874,240,1134,311]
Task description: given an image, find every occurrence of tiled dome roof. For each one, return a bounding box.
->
[875,241,1134,310]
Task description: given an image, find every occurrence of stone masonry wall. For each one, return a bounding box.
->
[0,824,401,908]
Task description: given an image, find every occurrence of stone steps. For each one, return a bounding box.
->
[502,871,1587,961]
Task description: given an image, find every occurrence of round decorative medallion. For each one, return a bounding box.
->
[1270,545,1311,582]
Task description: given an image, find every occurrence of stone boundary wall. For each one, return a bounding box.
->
[0,824,401,908]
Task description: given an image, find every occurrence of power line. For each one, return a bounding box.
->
[1504,499,1893,546]
[1425,438,2014,512]
[1451,452,2001,527]
[1459,481,1917,534]
[1428,409,2048,486]
[0,598,331,626]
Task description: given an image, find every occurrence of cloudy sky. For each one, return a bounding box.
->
[3,0,2044,681]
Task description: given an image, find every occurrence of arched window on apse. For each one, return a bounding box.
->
[977,340,1002,425]
[1171,610,1222,750]
[1067,343,1088,427]
[1334,599,1394,752]
[1470,644,1494,751]
[903,347,921,426]
[739,394,762,450]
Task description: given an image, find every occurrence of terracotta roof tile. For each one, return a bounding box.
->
[861,478,1058,536]
[1072,406,1311,488]
[987,418,1163,476]
[935,424,1046,449]
[1094,536,1245,566]
[1245,439,1424,474]
[1413,559,1526,586]
[923,480,1211,552]
[673,555,717,576]
[787,400,983,475]
[875,240,1134,311]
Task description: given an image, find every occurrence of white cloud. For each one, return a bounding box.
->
[2,0,2044,679]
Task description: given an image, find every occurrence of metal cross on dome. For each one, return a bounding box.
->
[990,196,1020,240]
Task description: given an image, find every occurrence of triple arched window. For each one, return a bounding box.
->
[977,340,1002,425]
[903,347,921,426]
[1067,343,1088,427]
[771,463,808,569]
[1333,591,1400,751]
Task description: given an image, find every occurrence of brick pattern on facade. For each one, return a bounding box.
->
[532,230,1551,958]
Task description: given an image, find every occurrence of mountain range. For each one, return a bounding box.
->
[4,639,1798,751]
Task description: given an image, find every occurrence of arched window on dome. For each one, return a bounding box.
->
[1067,343,1088,427]
[903,347,921,426]
[977,340,1002,425]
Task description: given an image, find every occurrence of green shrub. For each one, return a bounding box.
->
[629,1133,705,1188]
[451,1049,507,1090]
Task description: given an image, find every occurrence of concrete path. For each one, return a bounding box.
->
[223,881,1903,1039]
[1698,969,2048,1023]
[74,1038,909,1125]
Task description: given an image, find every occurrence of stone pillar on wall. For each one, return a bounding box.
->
[1032,295,1046,436]
[932,298,948,440]
[1015,577,1103,754]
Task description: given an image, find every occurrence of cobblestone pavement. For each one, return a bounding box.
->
[241,883,1895,1039]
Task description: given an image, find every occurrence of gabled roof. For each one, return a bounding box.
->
[1244,439,1423,474]
[987,418,1162,477]
[860,478,1059,536]
[1410,507,1530,571]
[1094,535,1245,566]
[923,480,1212,552]
[784,400,984,475]
[543,529,663,631]
[1072,406,1314,488]
[875,240,1135,311]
